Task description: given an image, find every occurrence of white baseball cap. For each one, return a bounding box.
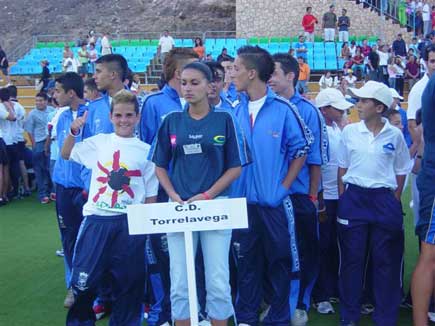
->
[315,88,354,111]
[348,81,393,108]
[389,88,404,100]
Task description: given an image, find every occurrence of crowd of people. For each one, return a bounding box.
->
[1,20,435,326]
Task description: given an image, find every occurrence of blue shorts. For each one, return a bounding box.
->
[416,171,435,244]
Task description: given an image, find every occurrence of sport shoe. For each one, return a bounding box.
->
[316,301,335,314]
[429,312,435,322]
[340,320,358,326]
[158,323,171,326]
[93,304,107,320]
[198,320,211,326]
[329,297,340,304]
[55,249,64,257]
[259,303,271,322]
[238,324,252,326]
[64,288,74,308]
[50,193,56,201]
[291,309,308,326]
[360,303,374,315]
[40,197,50,204]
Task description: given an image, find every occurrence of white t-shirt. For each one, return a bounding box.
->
[0,103,17,145]
[344,75,357,87]
[70,133,159,216]
[349,46,357,57]
[423,3,431,21]
[88,49,98,63]
[407,74,429,120]
[319,76,334,89]
[337,119,412,190]
[63,58,78,73]
[101,36,112,55]
[159,36,175,53]
[377,50,389,66]
[13,101,25,142]
[322,122,342,200]
[248,95,267,126]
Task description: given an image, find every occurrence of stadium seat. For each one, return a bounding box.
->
[248,37,259,44]
[175,39,183,47]
[280,37,291,43]
[183,39,193,47]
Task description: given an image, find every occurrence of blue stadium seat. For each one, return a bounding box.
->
[174,39,183,47]
[183,39,193,47]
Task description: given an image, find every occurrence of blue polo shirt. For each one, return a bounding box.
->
[295,42,308,61]
[82,93,114,139]
[140,84,182,145]
[149,107,250,201]
[420,74,435,177]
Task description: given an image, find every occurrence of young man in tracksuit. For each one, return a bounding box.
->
[337,81,411,326]
[139,48,198,326]
[52,72,88,308]
[231,45,311,326]
[269,53,329,325]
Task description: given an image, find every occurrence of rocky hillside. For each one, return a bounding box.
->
[0,0,235,55]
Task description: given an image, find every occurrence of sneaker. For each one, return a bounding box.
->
[316,301,335,314]
[55,249,64,257]
[360,303,374,315]
[64,288,75,308]
[198,320,211,326]
[40,197,50,204]
[329,297,340,304]
[143,304,150,319]
[50,192,56,201]
[429,312,435,322]
[291,309,308,326]
[22,190,32,197]
[93,304,107,320]
[158,323,171,326]
[238,324,252,326]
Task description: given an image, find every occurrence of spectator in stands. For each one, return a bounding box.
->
[415,10,424,36]
[78,43,89,77]
[338,9,350,42]
[343,54,354,71]
[392,33,407,58]
[352,48,365,79]
[333,70,344,88]
[88,43,98,74]
[220,57,238,103]
[158,30,175,63]
[423,0,431,35]
[101,32,112,56]
[366,51,384,82]
[63,45,73,64]
[295,35,308,61]
[0,45,11,86]
[432,5,435,30]
[87,30,96,46]
[193,37,205,60]
[341,42,351,59]
[393,55,406,96]
[409,37,420,56]
[349,40,357,57]
[406,54,420,89]
[83,78,101,101]
[63,52,78,73]
[387,56,397,89]
[323,5,337,42]
[344,69,357,88]
[302,6,318,42]
[24,92,54,204]
[297,56,310,94]
[319,71,334,90]
[40,60,51,92]
[289,48,295,57]
[217,47,234,63]
[377,44,390,85]
[361,39,372,58]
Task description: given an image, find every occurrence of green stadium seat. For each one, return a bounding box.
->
[112,40,121,47]
[120,39,129,46]
[140,39,151,46]
[248,37,259,44]
[150,39,159,46]
[259,37,269,44]
[280,37,291,43]
[36,42,46,49]
[130,39,140,46]
[270,37,280,43]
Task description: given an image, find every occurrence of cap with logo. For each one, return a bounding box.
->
[315,88,353,111]
[347,81,393,108]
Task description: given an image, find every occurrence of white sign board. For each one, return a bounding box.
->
[127,197,248,325]
[127,197,248,235]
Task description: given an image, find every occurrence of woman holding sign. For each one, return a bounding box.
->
[149,62,250,326]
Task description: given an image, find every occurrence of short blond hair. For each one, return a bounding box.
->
[111,90,139,113]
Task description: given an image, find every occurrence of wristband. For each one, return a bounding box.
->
[202,192,211,200]
[308,195,318,202]
[69,127,81,137]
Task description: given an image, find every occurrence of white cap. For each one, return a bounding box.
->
[315,88,354,111]
[348,81,393,108]
[389,88,403,100]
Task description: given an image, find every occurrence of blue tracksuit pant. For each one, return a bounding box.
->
[337,184,403,326]
[234,197,299,326]
[66,214,146,326]
[291,194,319,311]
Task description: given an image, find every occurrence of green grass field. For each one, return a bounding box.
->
[0,190,417,326]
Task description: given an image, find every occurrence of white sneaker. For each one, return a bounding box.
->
[316,301,335,314]
[159,323,171,326]
[291,309,308,326]
[198,320,211,326]
[428,312,435,322]
[361,303,375,315]
[238,324,252,326]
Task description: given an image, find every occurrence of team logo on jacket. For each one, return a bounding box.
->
[213,135,225,145]
[268,130,281,138]
[76,272,89,291]
[94,150,142,208]
[170,134,177,147]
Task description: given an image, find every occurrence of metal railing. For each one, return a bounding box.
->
[8,37,37,61]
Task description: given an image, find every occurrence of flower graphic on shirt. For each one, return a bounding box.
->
[93,150,142,208]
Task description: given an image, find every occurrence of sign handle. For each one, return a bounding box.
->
[184,230,199,326]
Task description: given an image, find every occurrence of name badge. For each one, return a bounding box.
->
[183,143,202,155]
